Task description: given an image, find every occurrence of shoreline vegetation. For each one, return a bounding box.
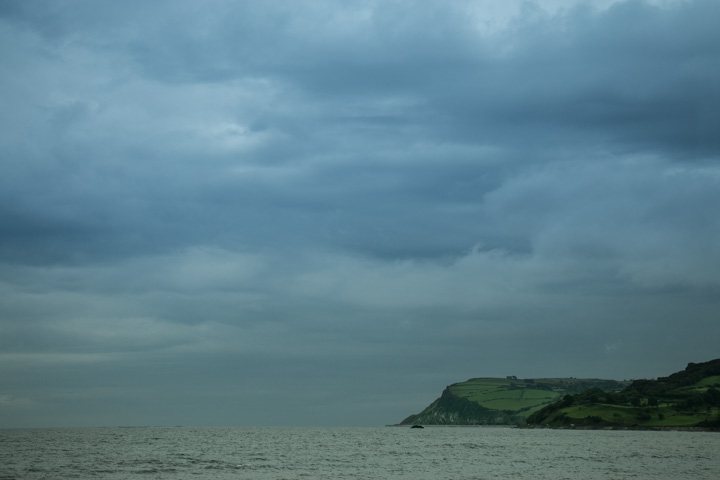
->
[517,424,719,431]
[388,424,719,431]
[399,358,720,430]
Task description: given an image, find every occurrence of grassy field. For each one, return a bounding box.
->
[447,378,624,415]
[674,375,720,394]
[537,375,720,427]
[694,375,720,387]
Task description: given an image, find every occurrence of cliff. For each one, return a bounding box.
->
[400,377,629,426]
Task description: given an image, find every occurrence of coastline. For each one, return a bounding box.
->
[515,424,720,432]
[388,424,719,432]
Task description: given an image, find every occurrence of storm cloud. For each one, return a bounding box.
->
[1,0,719,427]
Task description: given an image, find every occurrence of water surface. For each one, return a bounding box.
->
[1,426,718,479]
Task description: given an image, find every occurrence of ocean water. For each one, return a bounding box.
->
[1,426,718,479]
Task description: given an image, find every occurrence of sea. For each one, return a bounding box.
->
[1,426,718,479]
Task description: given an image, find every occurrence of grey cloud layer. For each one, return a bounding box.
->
[1,0,719,427]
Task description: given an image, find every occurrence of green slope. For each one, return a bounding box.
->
[526,359,720,428]
[400,377,629,425]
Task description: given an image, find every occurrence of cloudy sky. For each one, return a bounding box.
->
[1,0,719,428]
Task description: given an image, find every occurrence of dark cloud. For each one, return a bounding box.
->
[1,0,718,427]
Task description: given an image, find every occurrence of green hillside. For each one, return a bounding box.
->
[400,377,629,425]
[526,359,720,428]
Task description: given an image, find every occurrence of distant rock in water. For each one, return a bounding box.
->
[410,425,424,429]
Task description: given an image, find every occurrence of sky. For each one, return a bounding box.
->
[1,0,719,428]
